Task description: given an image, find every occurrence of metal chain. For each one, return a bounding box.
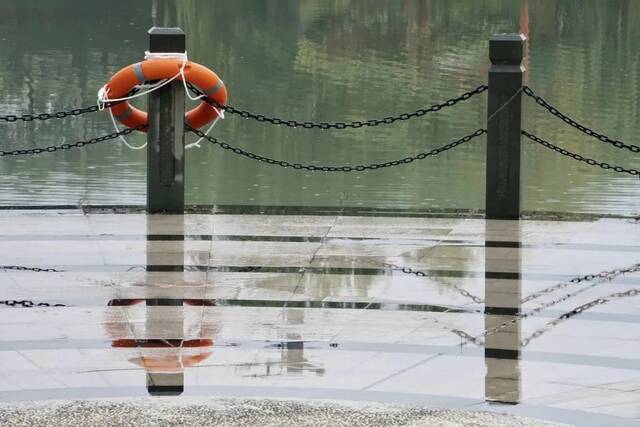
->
[517,264,640,319]
[1,265,62,272]
[189,83,488,129]
[521,264,640,304]
[0,89,136,124]
[0,125,145,157]
[0,300,67,308]
[522,130,639,176]
[387,264,484,304]
[383,264,488,345]
[0,100,126,123]
[521,288,640,347]
[1,267,70,307]
[1,106,101,123]
[390,263,639,347]
[188,126,486,172]
[466,263,640,347]
[523,86,640,153]
[451,329,486,346]
[387,263,640,346]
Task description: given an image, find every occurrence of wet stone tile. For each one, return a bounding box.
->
[0,210,638,426]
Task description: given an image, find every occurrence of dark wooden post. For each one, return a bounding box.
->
[147,27,185,213]
[486,34,526,220]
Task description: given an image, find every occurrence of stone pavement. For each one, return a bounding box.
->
[0,210,638,426]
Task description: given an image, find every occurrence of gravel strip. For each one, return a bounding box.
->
[0,398,566,427]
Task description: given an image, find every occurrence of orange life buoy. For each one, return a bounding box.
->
[103,59,227,131]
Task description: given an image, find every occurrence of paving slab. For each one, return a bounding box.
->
[0,209,638,425]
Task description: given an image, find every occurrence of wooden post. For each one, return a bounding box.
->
[486,34,526,220]
[147,27,185,213]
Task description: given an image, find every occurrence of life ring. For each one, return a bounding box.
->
[103,59,227,131]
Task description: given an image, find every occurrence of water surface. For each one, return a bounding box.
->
[0,0,638,215]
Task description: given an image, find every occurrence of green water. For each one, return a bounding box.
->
[0,0,638,215]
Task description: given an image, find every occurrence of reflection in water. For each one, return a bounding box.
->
[104,216,327,395]
[235,308,325,378]
[106,216,220,396]
[145,214,186,394]
[107,299,217,396]
[107,298,215,396]
[280,309,325,376]
[484,221,521,403]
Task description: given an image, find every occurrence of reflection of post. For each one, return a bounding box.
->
[152,0,178,27]
[151,0,158,26]
[484,220,521,403]
[284,309,304,374]
[146,214,185,395]
[147,371,184,396]
[281,308,324,376]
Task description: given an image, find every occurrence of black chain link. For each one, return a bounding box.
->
[384,264,486,345]
[521,264,640,304]
[451,329,486,346]
[471,263,640,347]
[387,264,484,304]
[522,130,639,176]
[0,125,146,157]
[519,263,640,318]
[389,263,640,347]
[1,267,70,307]
[1,265,62,272]
[0,300,67,308]
[188,125,486,172]
[0,100,127,124]
[189,83,488,129]
[1,106,99,123]
[521,288,640,347]
[523,86,640,153]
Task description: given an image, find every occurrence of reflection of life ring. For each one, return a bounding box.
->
[102,59,227,131]
[106,299,217,372]
[107,299,215,307]
[108,299,144,306]
[128,339,214,372]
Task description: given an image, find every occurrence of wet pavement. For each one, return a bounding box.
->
[0,210,638,426]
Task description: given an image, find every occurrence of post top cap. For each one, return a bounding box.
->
[490,33,527,42]
[148,27,186,53]
[148,26,185,36]
[489,33,526,64]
